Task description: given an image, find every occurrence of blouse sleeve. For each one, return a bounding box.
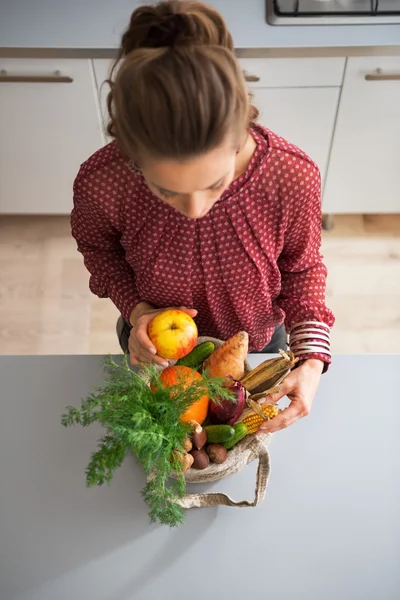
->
[276,161,335,367]
[71,172,140,324]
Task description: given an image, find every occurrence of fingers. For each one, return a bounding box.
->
[259,401,310,433]
[263,379,292,404]
[129,347,169,367]
[178,306,198,318]
[129,338,169,367]
[129,323,169,367]
[256,373,309,433]
[129,351,140,367]
[130,348,169,367]
[135,320,157,355]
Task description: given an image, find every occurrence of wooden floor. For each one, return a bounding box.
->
[0,214,399,355]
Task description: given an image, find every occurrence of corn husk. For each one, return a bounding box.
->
[236,398,281,426]
[249,388,280,402]
[240,350,298,395]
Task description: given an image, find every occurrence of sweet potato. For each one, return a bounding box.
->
[203,331,248,381]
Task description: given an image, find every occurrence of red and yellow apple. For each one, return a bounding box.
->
[147,309,198,360]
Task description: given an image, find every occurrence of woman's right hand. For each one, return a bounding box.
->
[128,302,198,367]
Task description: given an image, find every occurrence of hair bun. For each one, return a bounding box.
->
[146,13,196,48]
[121,6,198,56]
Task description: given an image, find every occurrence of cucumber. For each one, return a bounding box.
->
[223,423,248,450]
[175,341,215,369]
[204,425,235,444]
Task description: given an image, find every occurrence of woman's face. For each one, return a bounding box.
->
[139,138,237,219]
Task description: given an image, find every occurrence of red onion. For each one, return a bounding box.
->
[208,379,246,425]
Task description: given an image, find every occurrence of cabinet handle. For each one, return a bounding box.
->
[0,69,73,83]
[243,70,260,83]
[365,69,400,82]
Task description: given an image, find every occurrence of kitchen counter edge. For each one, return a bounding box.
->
[1,45,400,59]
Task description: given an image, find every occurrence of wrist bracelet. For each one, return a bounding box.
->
[289,321,331,359]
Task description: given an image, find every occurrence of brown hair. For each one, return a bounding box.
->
[106,0,257,161]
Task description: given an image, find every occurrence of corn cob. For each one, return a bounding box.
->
[240,350,298,395]
[237,402,280,434]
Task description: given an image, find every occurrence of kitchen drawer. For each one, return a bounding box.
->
[0,58,103,214]
[238,57,346,88]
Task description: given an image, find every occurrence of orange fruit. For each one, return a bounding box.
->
[158,366,209,425]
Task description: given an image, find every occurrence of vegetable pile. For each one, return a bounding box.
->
[161,333,298,481]
[62,321,298,528]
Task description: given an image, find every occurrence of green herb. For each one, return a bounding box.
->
[61,355,233,527]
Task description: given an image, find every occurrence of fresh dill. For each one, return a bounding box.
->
[61,355,233,527]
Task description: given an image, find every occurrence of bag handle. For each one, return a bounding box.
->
[177,446,270,509]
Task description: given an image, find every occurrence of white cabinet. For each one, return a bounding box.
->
[0,59,103,214]
[92,59,114,144]
[323,57,400,214]
[252,87,340,183]
[240,58,344,183]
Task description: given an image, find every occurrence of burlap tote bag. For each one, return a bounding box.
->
[156,337,272,511]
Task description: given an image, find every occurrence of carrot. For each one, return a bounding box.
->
[203,331,249,381]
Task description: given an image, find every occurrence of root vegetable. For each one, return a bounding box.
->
[183,438,193,452]
[206,444,228,464]
[208,379,246,425]
[182,453,194,471]
[190,449,210,470]
[203,332,248,381]
[192,428,207,450]
[171,450,194,472]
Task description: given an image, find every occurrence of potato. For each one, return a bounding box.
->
[206,444,228,465]
[190,449,210,470]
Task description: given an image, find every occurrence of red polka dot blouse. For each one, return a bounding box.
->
[71,124,335,365]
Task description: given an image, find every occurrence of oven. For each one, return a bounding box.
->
[267,0,400,25]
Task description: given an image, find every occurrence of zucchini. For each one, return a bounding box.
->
[175,341,215,369]
[204,425,235,444]
[223,423,248,450]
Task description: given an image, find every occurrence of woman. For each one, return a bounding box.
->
[71,0,334,434]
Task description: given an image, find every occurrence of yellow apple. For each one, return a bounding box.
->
[147,309,198,360]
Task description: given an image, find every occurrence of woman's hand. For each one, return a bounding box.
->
[257,359,324,433]
[128,303,198,367]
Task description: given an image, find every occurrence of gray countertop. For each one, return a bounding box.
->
[0,353,399,600]
[1,0,400,53]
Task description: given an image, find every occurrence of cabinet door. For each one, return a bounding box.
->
[92,59,114,144]
[0,59,103,214]
[323,57,400,214]
[251,86,340,183]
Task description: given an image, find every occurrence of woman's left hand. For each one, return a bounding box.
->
[257,359,324,434]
